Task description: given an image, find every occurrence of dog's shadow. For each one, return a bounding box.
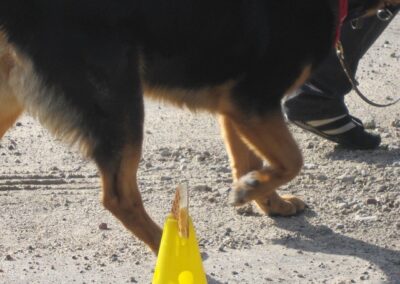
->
[326,146,400,166]
[271,212,400,283]
[206,276,224,284]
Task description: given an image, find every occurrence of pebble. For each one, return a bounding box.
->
[378,185,388,192]
[195,155,206,162]
[99,223,108,230]
[306,142,314,149]
[391,119,400,128]
[360,274,370,281]
[336,224,345,230]
[366,198,378,205]
[236,204,256,216]
[207,196,216,203]
[337,202,349,209]
[316,174,328,181]
[304,163,316,170]
[218,187,231,196]
[216,166,231,173]
[339,175,355,183]
[160,149,171,157]
[194,185,212,192]
[388,144,400,151]
[224,227,233,236]
[354,215,378,222]
[5,255,14,261]
[364,119,376,129]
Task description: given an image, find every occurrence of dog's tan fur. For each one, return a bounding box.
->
[0,31,22,138]
[143,81,237,113]
[100,144,162,252]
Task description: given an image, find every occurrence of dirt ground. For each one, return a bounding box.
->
[0,18,399,284]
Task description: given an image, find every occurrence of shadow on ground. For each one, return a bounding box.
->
[271,213,400,284]
[326,147,400,165]
[207,275,224,284]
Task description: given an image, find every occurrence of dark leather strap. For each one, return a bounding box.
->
[336,41,400,108]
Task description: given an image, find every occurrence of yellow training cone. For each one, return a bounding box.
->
[152,186,207,284]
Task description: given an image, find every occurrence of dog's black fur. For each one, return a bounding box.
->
[0,0,388,253]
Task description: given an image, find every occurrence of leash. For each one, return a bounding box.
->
[335,8,400,108]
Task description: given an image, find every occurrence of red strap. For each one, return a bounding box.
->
[335,0,348,45]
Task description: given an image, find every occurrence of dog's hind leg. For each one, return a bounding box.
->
[221,111,305,216]
[87,89,162,253]
[96,141,162,254]
[87,79,162,253]
[77,47,162,254]
[26,40,162,253]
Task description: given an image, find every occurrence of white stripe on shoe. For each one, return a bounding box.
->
[307,114,348,127]
[323,122,356,135]
[294,114,357,136]
[306,84,323,94]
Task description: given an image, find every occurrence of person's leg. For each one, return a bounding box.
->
[284,9,398,149]
[310,8,399,97]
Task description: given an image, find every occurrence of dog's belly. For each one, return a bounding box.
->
[140,51,246,112]
[143,80,236,112]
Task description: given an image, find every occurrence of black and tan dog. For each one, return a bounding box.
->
[0,1,396,253]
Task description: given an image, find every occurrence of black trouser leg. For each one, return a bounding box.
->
[282,10,398,149]
[309,9,399,97]
[284,11,398,119]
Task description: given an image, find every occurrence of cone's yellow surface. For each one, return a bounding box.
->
[152,215,207,284]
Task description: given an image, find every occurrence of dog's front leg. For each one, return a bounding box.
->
[220,111,306,216]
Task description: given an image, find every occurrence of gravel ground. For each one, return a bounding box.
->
[0,18,399,284]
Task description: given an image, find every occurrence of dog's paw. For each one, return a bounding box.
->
[256,194,306,217]
[229,171,262,206]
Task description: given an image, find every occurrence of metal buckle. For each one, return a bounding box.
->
[377,8,393,21]
[351,18,364,30]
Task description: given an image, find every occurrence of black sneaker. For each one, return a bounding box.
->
[283,86,381,150]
